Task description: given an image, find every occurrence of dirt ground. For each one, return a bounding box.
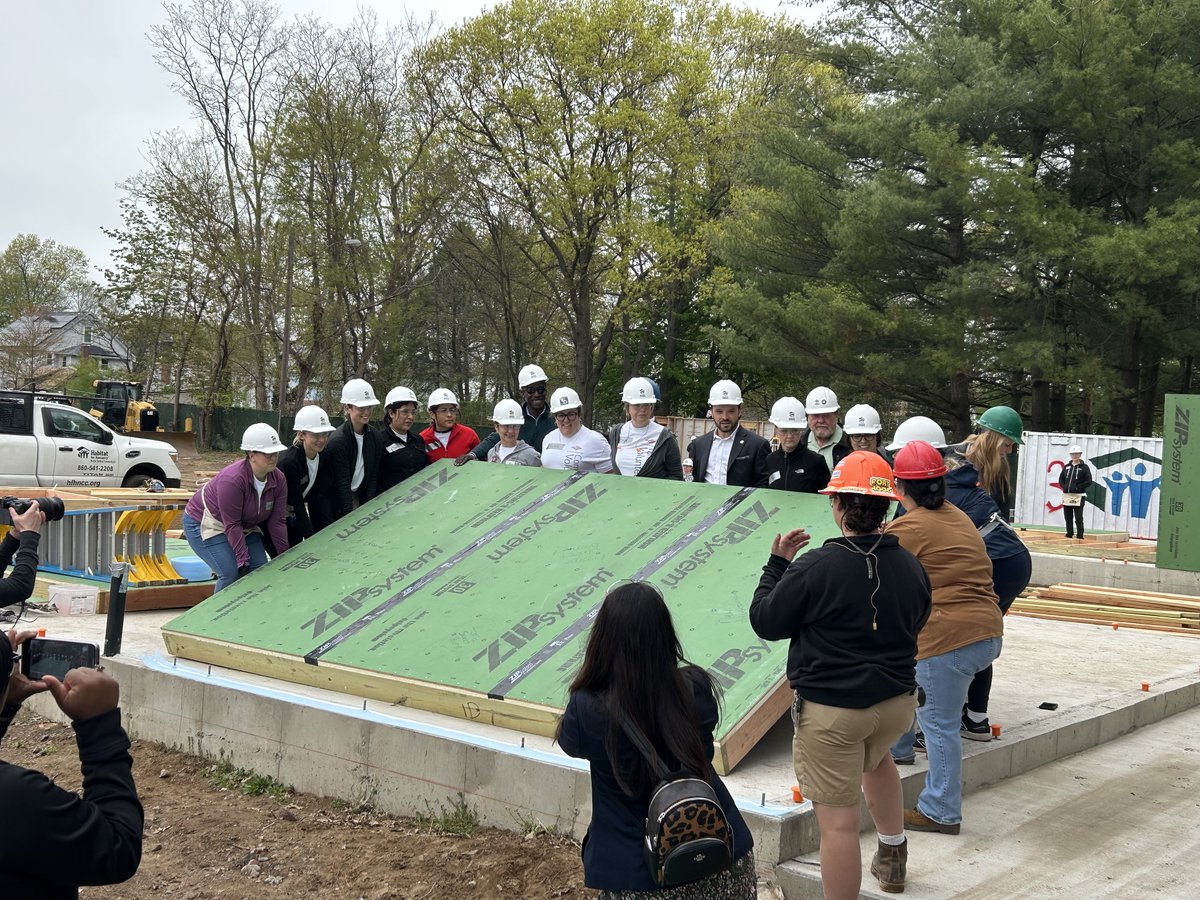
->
[4,708,589,899]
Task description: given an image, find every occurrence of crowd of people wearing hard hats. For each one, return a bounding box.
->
[180,363,1035,898]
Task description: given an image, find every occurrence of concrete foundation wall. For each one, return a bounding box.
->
[1029,552,1200,594]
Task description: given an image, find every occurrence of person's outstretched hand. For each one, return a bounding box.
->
[41,667,119,723]
[771,528,811,562]
[453,454,475,467]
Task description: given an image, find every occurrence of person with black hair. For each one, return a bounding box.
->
[556,582,754,897]
[751,451,931,897]
[887,440,1004,837]
[0,629,143,897]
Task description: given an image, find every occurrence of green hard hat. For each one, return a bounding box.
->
[978,405,1023,444]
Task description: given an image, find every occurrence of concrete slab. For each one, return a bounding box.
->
[1029,550,1200,594]
[777,704,1200,898]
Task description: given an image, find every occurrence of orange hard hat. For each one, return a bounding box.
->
[819,451,899,500]
[893,440,948,480]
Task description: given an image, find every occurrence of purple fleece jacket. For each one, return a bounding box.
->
[184,458,288,566]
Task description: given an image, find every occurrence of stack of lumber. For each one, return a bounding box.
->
[1012,583,1200,637]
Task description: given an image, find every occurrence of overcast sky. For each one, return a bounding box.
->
[0,1,805,282]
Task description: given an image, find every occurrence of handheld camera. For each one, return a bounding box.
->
[2,496,66,523]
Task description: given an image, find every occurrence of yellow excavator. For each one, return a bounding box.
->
[89,380,198,458]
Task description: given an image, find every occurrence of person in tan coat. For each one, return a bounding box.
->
[886,440,1003,836]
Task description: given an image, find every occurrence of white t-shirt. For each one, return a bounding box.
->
[704,431,736,485]
[252,475,267,499]
[304,454,319,498]
[351,431,365,491]
[541,425,614,473]
[615,421,664,476]
[496,444,518,462]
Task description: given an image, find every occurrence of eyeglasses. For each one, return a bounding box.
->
[524,384,547,394]
[554,410,580,420]
[849,434,876,443]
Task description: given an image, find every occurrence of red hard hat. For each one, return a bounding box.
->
[892,440,948,480]
[819,451,899,500]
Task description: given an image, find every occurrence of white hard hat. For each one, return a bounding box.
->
[769,396,805,428]
[427,388,459,408]
[385,386,419,408]
[886,415,947,452]
[621,377,656,403]
[1069,444,1083,454]
[293,405,335,433]
[682,457,693,467]
[804,386,839,414]
[550,386,582,412]
[518,364,548,387]
[492,398,524,425]
[708,379,743,406]
[844,403,882,435]
[340,378,379,407]
[241,422,288,453]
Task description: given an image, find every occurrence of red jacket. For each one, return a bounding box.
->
[419,423,480,462]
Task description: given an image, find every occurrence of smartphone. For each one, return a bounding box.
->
[19,638,100,681]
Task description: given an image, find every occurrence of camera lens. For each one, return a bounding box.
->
[38,497,66,522]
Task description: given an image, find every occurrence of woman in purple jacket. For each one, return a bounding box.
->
[182,423,290,592]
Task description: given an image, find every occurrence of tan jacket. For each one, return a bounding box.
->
[886,503,1003,660]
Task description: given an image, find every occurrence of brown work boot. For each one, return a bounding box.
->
[904,807,961,834]
[870,837,907,893]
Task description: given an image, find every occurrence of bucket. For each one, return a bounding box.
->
[171,556,214,582]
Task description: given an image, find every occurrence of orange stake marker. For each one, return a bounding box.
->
[792,786,804,803]
[1141,681,1150,692]
[991,723,1002,738]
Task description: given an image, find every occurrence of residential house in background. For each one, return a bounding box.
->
[0,310,133,390]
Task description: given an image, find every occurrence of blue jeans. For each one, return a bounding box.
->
[182,513,268,592]
[913,637,1002,825]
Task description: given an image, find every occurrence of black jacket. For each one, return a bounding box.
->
[750,536,931,708]
[274,444,331,547]
[0,530,40,607]
[764,446,831,493]
[0,707,143,898]
[557,668,753,891]
[1059,460,1093,495]
[687,425,770,488]
[472,404,556,459]
[377,426,429,493]
[321,421,382,520]
[607,423,683,479]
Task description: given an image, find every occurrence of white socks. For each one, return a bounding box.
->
[879,831,906,846]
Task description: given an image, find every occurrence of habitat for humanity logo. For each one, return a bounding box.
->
[1087,448,1162,519]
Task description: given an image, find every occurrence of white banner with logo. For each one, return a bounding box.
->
[1015,432,1163,539]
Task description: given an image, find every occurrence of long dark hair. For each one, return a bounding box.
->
[556,582,714,797]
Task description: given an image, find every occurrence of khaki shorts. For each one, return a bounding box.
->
[792,691,917,807]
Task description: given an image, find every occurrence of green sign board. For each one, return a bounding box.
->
[163,462,840,771]
[1157,394,1200,572]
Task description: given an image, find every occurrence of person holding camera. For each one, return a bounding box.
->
[0,628,144,897]
[0,500,46,608]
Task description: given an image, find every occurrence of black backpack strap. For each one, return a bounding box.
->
[615,709,672,783]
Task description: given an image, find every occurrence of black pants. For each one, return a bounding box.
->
[1064,503,1085,537]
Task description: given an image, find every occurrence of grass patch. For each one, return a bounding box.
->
[509,808,561,838]
[207,759,292,801]
[415,792,480,837]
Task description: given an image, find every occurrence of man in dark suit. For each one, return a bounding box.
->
[687,379,770,488]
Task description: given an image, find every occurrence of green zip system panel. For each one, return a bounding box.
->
[162,460,841,772]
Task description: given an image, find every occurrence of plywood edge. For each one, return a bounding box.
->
[712,677,791,775]
[99,584,213,613]
[160,630,564,737]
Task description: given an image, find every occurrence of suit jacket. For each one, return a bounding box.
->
[688,425,770,488]
[322,420,381,520]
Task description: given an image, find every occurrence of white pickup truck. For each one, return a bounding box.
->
[0,390,182,489]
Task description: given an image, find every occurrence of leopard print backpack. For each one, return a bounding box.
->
[618,712,734,887]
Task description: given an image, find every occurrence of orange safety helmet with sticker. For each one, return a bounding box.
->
[819,450,900,500]
[892,440,949,480]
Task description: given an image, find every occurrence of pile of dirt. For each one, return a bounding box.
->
[3,709,588,899]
